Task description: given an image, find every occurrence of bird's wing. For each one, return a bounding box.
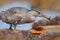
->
[12,14,22,21]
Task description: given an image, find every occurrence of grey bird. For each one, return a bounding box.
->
[0,7,44,30]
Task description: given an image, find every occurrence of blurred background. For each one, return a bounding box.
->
[0,0,60,30]
[0,0,60,11]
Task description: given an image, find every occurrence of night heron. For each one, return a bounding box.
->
[0,7,47,30]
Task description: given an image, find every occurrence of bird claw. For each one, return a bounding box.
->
[9,27,13,30]
[14,28,16,30]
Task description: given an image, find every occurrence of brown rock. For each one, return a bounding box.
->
[0,29,60,40]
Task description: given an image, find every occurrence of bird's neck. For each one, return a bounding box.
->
[29,13,36,17]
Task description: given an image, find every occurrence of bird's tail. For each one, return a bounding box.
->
[0,11,5,20]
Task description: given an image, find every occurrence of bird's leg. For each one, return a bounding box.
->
[9,24,13,30]
[13,24,17,30]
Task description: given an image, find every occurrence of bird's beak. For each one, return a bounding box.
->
[37,11,50,21]
[38,13,50,21]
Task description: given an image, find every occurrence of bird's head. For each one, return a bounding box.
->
[28,8,41,17]
[29,8,51,20]
[28,10,40,17]
[28,8,44,18]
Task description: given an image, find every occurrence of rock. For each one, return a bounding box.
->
[0,29,60,40]
[40,29,60,40]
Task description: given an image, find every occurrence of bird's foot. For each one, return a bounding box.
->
[9,27,13,30]
[14,28,16,30]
